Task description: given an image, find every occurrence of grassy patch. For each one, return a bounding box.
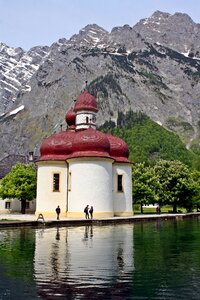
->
[133,205,187,214]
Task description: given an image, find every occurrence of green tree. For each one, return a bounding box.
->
[154,160,196,213]
[0,163,36,214]
[190,170,200,210]
[132,163,161,213]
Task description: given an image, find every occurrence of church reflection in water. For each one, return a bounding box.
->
[34,224,134,299]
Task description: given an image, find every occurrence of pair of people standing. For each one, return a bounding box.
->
[84,205,93,219]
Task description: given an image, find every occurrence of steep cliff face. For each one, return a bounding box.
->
[0,43,49,114]
[0,11,200,162]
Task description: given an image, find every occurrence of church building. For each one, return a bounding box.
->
[36,90,133,218]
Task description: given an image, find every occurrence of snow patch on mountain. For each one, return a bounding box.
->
[9,105,24,116]
[0,43,49,114]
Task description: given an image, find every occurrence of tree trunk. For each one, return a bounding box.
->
[21,199,26,214]
[173,203,177,213]
[140,203,143,214]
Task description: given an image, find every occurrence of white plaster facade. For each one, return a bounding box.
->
[36,162,68,215]
[112,164,133,216]
[0,198,36,213]
[67,158,114,217]
[76,110,97,130]
[35,159,133,218]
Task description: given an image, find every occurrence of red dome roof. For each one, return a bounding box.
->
[40,130,75,161]
[65,107,76,128]
[38,88,131,163]
[74,90,98,112]
[69,128,111,159]
[106,133,130,163]
[39,130,131,162]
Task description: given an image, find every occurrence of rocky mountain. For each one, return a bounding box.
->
[134,11,200,56]
[0,10,200,165]
[0,43,49,114]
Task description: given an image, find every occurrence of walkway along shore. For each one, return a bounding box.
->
[0,212,200,227]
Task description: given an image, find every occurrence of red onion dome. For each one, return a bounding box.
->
[69,128,111,159]
[39,130,75,161]
[106,133,130,163]
[65,107,76,128]
[74,90,98,112]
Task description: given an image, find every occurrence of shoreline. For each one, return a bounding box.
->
[0,212,200,228]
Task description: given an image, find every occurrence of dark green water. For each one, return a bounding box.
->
[0,219,200,299]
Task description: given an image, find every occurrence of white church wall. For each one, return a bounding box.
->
[112,164,133,216]
[76,110,96,130]
[35,162,67,216]
[67,158,113,217]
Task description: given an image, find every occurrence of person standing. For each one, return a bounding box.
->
[89,206,94,219]
[156,205,160,215]
[84,205,89,219]
[56,205,61,220]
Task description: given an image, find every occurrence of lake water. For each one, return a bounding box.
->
[0,219,200,299]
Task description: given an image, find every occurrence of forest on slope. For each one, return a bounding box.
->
[99,111,199,170]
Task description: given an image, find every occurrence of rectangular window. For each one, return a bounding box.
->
[53,173,60,192]
[117,174,123,192]
[26,202,30,209]
[5,202,11,209]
